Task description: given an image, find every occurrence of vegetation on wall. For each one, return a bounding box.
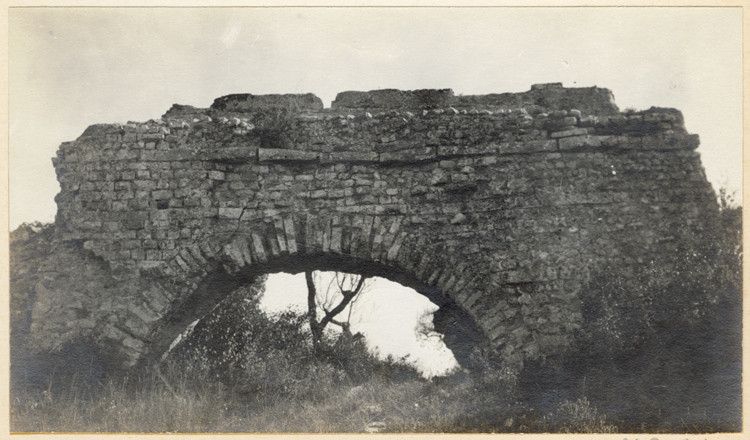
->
[517,190,742,432]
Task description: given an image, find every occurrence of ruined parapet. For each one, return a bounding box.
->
[210,93,324,112]
[332,88,455,110]
[58,86,693,179]
[332,83,619,115]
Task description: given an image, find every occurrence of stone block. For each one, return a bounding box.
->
[152,189,172,199]
[498,140,557,154]
[208,170,225,180]
[310,189,327,199]
[258,148,319,162]
[437,144,497,157]
[141,149,195,161]
[218,207,243,218]
[320,151,379,163]
[283,217,298,254]
[203,146,258,162]
[642,133,699,150]
[550,127,588,138]
[222,242,245,267]
[115,149,140,161]
[328,189,346,198]
[386,231,407,262]
[379,147,436,162]
[121,211,149,229]
[561,116,578,126]
[557,135,604,150]
[251,233,267,262]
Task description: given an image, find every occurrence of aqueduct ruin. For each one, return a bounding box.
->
[13,83,719,373]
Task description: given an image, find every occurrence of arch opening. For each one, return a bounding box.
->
[142,253,490,376]
[262,271,460,377]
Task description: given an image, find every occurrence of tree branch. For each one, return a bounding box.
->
[352,275,368,296]
[318,288,358,330]
[306,270,322,351]
[306,272,370,355]
[305,270,317,323]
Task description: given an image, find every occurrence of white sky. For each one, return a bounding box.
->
[7,6,744,374]
[8,6,743,228]
[262,272,458,377]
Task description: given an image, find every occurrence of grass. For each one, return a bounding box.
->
[10,355,617,434]
[11,285,736,434]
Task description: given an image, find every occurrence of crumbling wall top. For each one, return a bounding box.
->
[331,89,455,110]
[210,93,324,112]
[158,84,618,123]
[332,83,619,116]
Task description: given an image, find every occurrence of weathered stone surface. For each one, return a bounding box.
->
[332,84,619,116]
[332,89,454,109]
[551,127,588,138]
[210,93,324,112]
[258,148,319,162]
[557,135,604,150]
[438,144,498,157]
[455,83,619,115]
[320,151,379,163]
[15,85,720,374]
[379,147,436,162]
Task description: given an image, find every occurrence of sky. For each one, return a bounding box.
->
[7,6,744,374]
[261,272,459,377]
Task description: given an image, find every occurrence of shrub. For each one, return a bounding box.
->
[166,277,427,405]
[517,190,742,432]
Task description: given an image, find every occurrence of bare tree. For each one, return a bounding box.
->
[305,271,370,356]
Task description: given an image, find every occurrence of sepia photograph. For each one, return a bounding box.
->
[6,3,744,435]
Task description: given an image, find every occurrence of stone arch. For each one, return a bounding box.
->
[17,85,720,376]
[122,212,498,370]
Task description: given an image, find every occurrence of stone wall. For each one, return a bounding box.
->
[20,83,718,371]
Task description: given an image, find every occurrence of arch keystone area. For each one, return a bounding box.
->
[13,84,720,373]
